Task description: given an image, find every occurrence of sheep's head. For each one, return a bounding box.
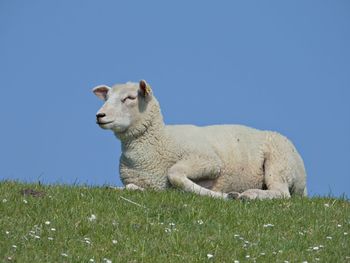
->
[93,80,154,134]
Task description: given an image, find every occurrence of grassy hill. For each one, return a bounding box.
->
[0,181,349,262]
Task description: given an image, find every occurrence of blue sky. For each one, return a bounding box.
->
[0,1,349,197]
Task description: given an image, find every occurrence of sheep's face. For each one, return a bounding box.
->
[93,80,152,133]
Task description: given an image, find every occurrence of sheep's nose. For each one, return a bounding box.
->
[96,113,106,119]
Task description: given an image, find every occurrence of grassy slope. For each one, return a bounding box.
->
[0,181,349,263]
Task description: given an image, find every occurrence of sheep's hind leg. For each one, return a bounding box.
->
[167,159,227,199]
[228,183,290,200]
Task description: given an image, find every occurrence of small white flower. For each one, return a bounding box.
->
[45,221,51,225]
[324,203,330,207]
[34,235,40,239]
[183,204,188,207]
[337,224,342,227]
[284,261,289,263]
[197,220,204,225]
[234,234,240,238]
[61,253,68,257]
[169,222,176,226]
[7,257,12,261]
[234,260,239,263]
[207,254,214,259]
[50,228,56,231]
[315,258,320,261]
[48,237,54,241]
[260,252,265,256]
[319,245,324,248]
[344,232,348,235]
[279,250,283,253]
[103,258,112,263]
[313,246,319,251]
[263,223,274,227]
[89,259,95,262]
[326,236,332,240]
[23,199,28,204]
[302,261,308,263]
[112,240,118,244]
[165,228,171,233]
[2,199,7,203]
[298,231,304,235]
[88,214,97,222]
[5,231,10,235]
[245,255,250,258]
[12,245,17,249]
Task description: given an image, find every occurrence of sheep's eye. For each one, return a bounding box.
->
[122,96,137,103]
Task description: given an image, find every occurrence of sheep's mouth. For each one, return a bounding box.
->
[97,121,113,125]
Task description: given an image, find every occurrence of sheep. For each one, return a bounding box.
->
[93,80,307,200]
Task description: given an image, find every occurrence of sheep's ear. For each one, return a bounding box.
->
[139,80,152,97]
[93,85,110,101]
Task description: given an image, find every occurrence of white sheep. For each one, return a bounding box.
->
[93,80,307,200]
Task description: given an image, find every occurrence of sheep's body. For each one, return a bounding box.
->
[94,81,307,200]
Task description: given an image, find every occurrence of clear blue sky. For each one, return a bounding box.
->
[0,1,349,197]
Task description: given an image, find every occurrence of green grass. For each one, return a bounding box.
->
[0,181,349,262]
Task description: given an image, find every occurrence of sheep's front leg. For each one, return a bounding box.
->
[167,159,227,199]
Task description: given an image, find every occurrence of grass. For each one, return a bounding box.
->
[0,181,349,262]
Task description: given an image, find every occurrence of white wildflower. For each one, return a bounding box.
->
[315,258,320,261]
[284,261,289,263]
[337,224,342,227]
[169,222,176,227]
[326,236,332,240]
[344,232,348,235]
[5,231,10,235]
[112,240,118,244]
[48,237,54,241]
[61,253,68,257]
[319,245,324,248]
[103,258,112,263]
[263,223,274,227]
[313,246,319,251]
[207,254,214,259]
[45,221,51,225]
[34,235,40,239]
[245,255,250,258]
[12,245,17,249]
[260,252,265,256]
[2,199,7,203]
[234,260,239,263]
[89,259,95,262]
[324,203,330,207]
[197,220,204,225]
[165,228,171,233]
[88,214,97,222]
[234,234,240,238]
[50,228,56,231]
[23,199,28,204]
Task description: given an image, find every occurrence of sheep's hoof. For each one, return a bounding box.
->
[227,192,241,200]
[125,184,144,191]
